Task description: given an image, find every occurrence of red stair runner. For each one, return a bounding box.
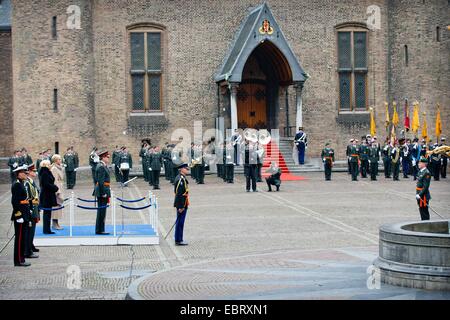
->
[261,141,306,181]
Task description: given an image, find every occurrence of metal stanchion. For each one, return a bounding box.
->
[112,191,116,237]
[70,191,74,237]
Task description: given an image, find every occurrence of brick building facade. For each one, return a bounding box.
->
[1,0,449,163]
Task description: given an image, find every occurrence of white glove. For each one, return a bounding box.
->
[412,160,416,166]
[13,163,18,168]
[416,194,421,200]
[74,168,77,172]
[322,158,325,162]
[348,157,351,161]
[17,218,24,224]
[149,168,152,171]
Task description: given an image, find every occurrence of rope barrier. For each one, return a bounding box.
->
[77,197,97,203]
[119,203,152,211]
[76,204,109,210]
[39,205,65,211]
[116,196,146,203]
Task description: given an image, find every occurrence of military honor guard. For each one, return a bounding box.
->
[346,139,354,175]
[349,139,360,181]
[416,157,432,221]
[36,152,45,173]
[231,129,242,165]
[391,140,401,181]
[118,146,133,185]
[8,150,24,184]
[11,165,31,266]
[440,137,447,179]
[173,163,190,246]
[410,138,421,180]
[89,147,99,184]
[216,142,225,180]
[429,143,441,181]
[21,148,33,166]
[321,142,335,181]
[93,150,111,235]
[265,161,282,191]
[140,142,150,183]
[24,164,40,258]
[359,140,369,178]
[149,146,163,189]
[63,147,79,189]
[401,139,411,178]
[368,141,380,181]
[294,127,307,165]
[112,146,122,183]
[382,138,392,178]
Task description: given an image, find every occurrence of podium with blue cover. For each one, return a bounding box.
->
[34,191,159,246]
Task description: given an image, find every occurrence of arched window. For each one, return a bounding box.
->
[128,23,165,112]
[336,23,369,111]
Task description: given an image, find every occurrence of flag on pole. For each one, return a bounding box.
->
[412,101,420,134]
[435,104,442,141]
[404,99,410,131]
[370,107,376,137]
[384,102,390,130]
[421,111,428,142]
[392,101,399,127]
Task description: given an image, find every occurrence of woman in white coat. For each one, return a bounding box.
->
[50,154,65,230]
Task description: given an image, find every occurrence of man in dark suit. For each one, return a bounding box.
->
[93,150,111,235]
[173,163,190,245]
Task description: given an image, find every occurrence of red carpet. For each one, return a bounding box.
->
[261,141,307,181]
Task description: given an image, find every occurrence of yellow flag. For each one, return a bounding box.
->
[370,107,376,137]
[384,102,390,129]
[392,101,399,127]
[421,112,428,142]
[435,105,442,139]
[412,101,420,133]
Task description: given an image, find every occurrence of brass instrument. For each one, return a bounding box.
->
[243,128,258,143]
[426,146,450,158]
[258,129,271,145]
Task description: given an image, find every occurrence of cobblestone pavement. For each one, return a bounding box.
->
[0,172,449,299]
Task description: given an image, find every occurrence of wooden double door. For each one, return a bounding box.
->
[237,83,267,129]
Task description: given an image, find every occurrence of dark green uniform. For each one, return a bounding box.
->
[92,162,111,234]
[349,144,360,181]
[118,152,132,184]
[382,143,392,178]
[140,147,150,183]
[63,152,79,189]
[149,151,163,189]
[368,145,380,181]
[216,144,224,179]
[416,167,431,220]
[391,146,400,181]
[429,145,441,181]
[321,146,334,180]
[112,150,122,182]
[359,144,369,178]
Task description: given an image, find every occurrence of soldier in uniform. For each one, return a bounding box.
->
[265,161,282,191]
[400,139,411,179]
[349,139,360,181]
[118,146,132,185]
[63,147,79,189]
[416,157,432,220]
[368,141,380,181]
[149,146,163,189]
[244,140,258,192]
[359,140,369,178]
[11,165,31,267]
[216,142,224,180]
[140,142,150,183]
[382,138,392,178]
[196,144,206,184]
[89,147,99,184]
[112,146,122,183]
[256,142,264,182]
[173,163,190,246]
[346,139,354,175]
[391,140,401,181]
[171,143,183,185]
[429,143,441,181]
[410,138,421,180]
[440,137,447,179]
[321,142,334,181]
[189,143,197,182]
[24,164,40,258]
[294,127,307,165]
[225,141,235,183]
[8,150,23,184]
[93,150,111,235]
[36,152,45,173]
[21,148,33,166]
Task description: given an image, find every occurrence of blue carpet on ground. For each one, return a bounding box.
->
[35,224,157,237]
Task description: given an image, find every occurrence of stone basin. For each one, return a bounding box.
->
[373,220,450,291]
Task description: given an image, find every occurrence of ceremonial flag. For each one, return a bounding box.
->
[392,101,399,127]
[412,101,420,134]
[435,104,442,140]
[370,107,376,137]
[384,102,390,130]
[404,99,410,131]
[421,112,428,142]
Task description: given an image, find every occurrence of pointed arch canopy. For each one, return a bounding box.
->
[215,3,308,85]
